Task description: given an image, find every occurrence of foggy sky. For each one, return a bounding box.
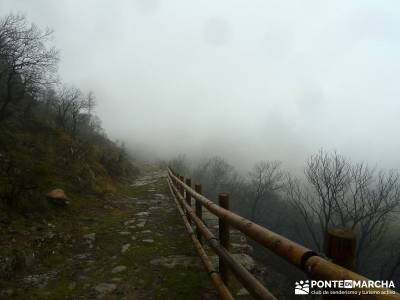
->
[2,0,400,172]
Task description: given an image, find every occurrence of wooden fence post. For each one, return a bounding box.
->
[326,227,357,271]
[195,184,203,243]
[219,193,232,286]
[185,178,192,224]
[179,176,184,197]
[185,179,191,205]
[172,172,177,187]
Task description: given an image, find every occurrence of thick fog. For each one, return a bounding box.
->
[2,0,400,172]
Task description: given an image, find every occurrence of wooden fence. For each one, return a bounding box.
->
[167,168,400,300]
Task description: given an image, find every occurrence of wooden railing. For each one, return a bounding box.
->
[167,168,400,300]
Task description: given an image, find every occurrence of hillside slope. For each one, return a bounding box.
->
[0,116,138,218]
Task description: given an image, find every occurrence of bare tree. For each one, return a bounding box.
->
[192,158,210,184]
[205,156,235,198]
[70,92,89,137]
[86,90,96,116]
[248,161,284,222]
[286,149,400,266]
[0,13,58,120]
[169,154,189,175]
[285,174,326,250]
[191,156,236,199]
[89,115,104,135]
[53,85,81,130]
[382,237,400,280]
[52,85,97,138]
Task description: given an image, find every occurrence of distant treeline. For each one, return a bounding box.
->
[168,150,400,294]
[0,13,138,214]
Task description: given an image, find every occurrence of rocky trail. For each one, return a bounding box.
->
[0,169,213,299]
[0,169,260,299]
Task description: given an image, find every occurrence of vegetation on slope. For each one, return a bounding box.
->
[0,13,139,220]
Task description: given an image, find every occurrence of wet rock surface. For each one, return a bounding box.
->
[111,265,127,273]
[150,255,202,269]
[94,282,117,294]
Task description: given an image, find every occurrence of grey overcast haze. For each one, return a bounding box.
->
[2,0,400,172]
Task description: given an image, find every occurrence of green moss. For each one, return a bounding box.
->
[38,279,70,300]
[154,269,210,300]
[124,184,154,199]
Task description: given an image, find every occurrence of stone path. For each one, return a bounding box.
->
[189,196,258,298]
[0,168,266,299]
[0,169,214,299]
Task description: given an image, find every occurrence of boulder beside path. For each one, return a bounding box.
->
[47,189,69,206]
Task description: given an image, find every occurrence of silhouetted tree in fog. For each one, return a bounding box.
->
[0,13,58,120]
[248,160,284,222]
[285,149,400,271]
[52,85,93,137]
[169,154,189,175]
[191,156,235,199]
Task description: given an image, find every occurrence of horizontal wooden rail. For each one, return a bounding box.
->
[167,168,400,300]
[169,169,313,267]
[167,179,234,300]
[168,177,276,300]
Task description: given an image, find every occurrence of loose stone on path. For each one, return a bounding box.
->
[121,244,130,254]
[111,265,127,273]
[124,220,135,226]
[136,212,149,217]
[142,239,154,243]
[137,222,146,228]
[94,283,117,294]
[83,233,96,241]
[150,255,202,269]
